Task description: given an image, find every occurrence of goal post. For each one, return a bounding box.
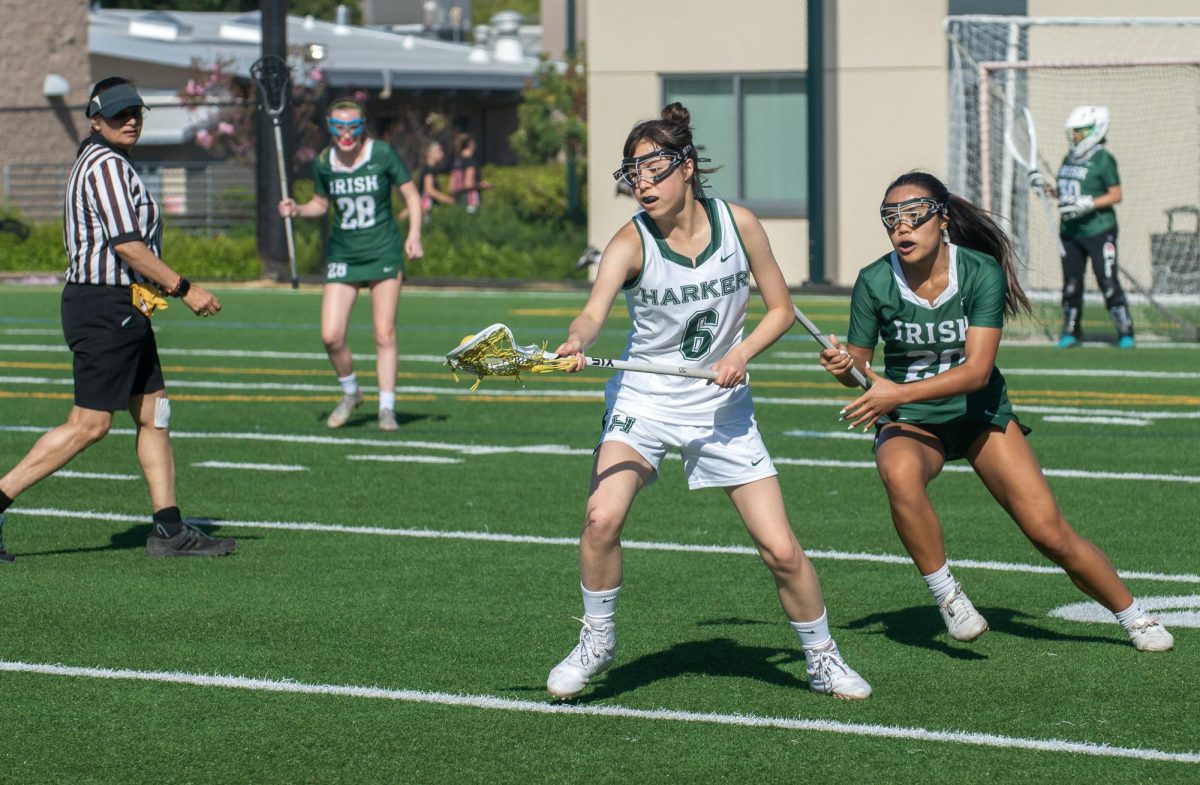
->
[946,16,1200,342]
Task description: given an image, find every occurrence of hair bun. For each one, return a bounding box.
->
[661,102,691,127]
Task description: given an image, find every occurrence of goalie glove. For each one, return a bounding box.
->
[1059,194,1094,221]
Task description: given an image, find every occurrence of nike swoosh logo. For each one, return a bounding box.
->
[984,409,997,417]
[121,315,133,327]
[751,456,766,466]
[720,252,736,263]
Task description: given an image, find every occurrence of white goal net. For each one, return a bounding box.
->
[946,16,1200,341]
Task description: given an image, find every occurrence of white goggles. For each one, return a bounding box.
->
[613,145,692,188]
[879,198,944,230]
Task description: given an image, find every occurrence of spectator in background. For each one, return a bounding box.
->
[418,141,456,219]
[449,133,491,213]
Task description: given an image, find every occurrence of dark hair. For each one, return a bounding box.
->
[623,102,719,200]
[454,132,475,156]
[884,171,1032,319]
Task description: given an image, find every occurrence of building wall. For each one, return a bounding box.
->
[586,0,809,283]
[0,0,91,167]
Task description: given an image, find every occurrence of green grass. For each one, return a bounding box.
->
[0,285,1196,784]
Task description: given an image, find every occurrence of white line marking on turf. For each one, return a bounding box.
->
[346,454,463,465]
[9,507,1199,585]
[192,461,308,472]
[53,470,140,481]
[1041,416,1152,426]
[0,661,1194,764]
[2,425,1196,483]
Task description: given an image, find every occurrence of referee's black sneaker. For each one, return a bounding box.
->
[146,523,236,558]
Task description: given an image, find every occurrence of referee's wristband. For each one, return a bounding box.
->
[168,276,191,298]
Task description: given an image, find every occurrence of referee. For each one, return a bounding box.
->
[0,77,235,561]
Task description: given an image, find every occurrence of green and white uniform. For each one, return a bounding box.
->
[847,244,1017,428]
[313,139,412,284]
[1057,147,1118,239]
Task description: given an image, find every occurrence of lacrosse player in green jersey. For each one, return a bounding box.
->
[819,170,1172,653]
[279,100,424,431]
[1053,106,1134,349]
[544,103,871,703]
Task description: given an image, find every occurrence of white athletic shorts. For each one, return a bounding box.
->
[597,405,778,490]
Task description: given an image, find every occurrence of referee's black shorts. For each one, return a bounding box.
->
[61,284,165,412]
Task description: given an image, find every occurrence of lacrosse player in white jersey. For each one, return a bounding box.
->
[544,103,871,701]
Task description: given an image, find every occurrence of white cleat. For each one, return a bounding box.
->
[805,640,872,700]
[939,584,989,642]
[1127,617,1174,652]
[326,391,364,429]
[546,618,616,699]
[378,408,398,431]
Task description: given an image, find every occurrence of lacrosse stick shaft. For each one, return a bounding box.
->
[791,304,871,389]
[583,355,717,380]
[270,119,299,288]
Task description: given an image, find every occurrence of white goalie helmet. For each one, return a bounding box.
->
[1064,105,1109,159]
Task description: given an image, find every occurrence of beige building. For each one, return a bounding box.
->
[584,0,1200,288]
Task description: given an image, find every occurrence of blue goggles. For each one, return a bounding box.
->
[327,117,366,138]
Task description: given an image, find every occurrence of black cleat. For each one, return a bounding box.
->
[0,549,14,565]
[146,524,236,558]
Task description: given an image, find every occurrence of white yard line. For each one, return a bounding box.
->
[346,454,463,465]
[0,660,1194,764]
[3,425,1197,483]
[53,470,140,481]
[192,461,308,472]
[8,507,1199,585]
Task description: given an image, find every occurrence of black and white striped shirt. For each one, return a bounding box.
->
[63,136,161,286]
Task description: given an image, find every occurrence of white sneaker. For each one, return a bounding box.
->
[378,408,398,431]
[327,391,364,429]
[939,584,989,642]
[805,640,872,700]
[1127,617,1174,652]
[546,618,616,699]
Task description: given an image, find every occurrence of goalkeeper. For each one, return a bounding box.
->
[543,103,871,702]
[1051,106,1135,348]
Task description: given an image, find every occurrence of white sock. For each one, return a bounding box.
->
[338,373,359,395]
[1114,600,1148,629]
[922,563,958,605]
[582,583,620,624]
[378,391,395,411]
[790,608,832,651]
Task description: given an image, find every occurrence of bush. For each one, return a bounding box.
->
[1,163,589,283]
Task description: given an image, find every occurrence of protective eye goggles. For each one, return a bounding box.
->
[879,197,945,230]
[612,145,693,188]
[327,117,366,138]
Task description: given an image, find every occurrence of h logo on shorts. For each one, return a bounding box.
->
[607,414,637,433]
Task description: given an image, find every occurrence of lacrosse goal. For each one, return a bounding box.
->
[946,15,1200,341]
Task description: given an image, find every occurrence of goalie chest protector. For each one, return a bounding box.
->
[606,197,754,426]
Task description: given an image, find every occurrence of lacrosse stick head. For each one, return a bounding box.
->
[445,323,574,390]
[250,56,291,118]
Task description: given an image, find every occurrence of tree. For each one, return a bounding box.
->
[509,55,586,166]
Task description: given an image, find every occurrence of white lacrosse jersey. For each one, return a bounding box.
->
[605,197,755,426]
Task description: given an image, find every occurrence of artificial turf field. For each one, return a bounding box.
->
[0,284,1196,784]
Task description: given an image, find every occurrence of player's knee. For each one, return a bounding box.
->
[321,330,347,352]
[1028,520,1076,563]
[74,416,111,446]
[582,505,624,545]
[758,539,801,576]
[374,326,396,350]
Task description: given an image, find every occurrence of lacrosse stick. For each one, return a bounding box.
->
[791,305,871,389]
[445,323,718,391]
[1005,106,1066,258]
[250,55,299,289]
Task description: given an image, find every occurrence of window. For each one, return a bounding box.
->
[663,74,807,217]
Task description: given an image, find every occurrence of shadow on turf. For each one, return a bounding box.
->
[844,604,1125,656]
[551,637,809,703]
[14,523,252,558]
[318,410,443,429]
